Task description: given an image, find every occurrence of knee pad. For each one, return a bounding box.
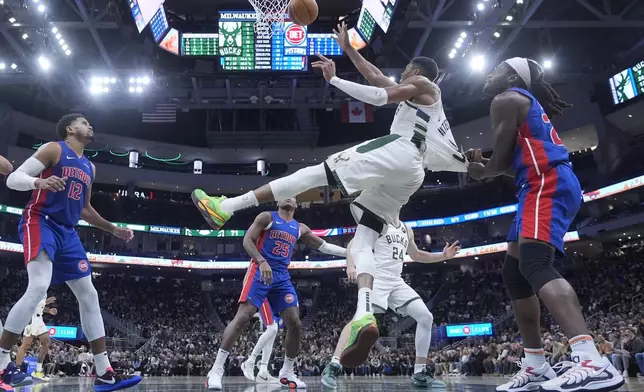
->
[519,242,562,293]
[502,253,535,300]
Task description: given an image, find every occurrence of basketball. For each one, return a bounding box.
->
[288,0,318,26]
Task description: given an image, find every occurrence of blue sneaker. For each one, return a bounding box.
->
[94,368,142,392]
[1,362,33,387]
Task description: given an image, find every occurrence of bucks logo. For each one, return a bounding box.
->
[219,22,243,56]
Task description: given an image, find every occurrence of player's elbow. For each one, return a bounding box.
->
[0,160,13,176]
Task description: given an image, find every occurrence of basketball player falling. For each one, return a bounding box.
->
[2,114,142,392]
[192,21,468,368]
[205,198,347,390]
[16,296,57,382]
[467,58,623,392]
[321,212,459,389]
[240,307,284,384]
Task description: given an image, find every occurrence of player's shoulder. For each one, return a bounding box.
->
[492,90,530,108]
[255,211,274,224]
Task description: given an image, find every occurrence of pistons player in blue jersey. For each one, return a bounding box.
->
[2,114,142,392]
[467,58,623,392]
[206,198,347,390]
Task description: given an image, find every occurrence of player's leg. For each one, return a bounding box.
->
[277,305,305,389]
[242,300,278,383]
[15,336,33,367]
[31,333,50,381]
[0,251,52,388]
[321,320,352,388]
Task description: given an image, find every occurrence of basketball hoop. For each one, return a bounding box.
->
[248,0,288,38]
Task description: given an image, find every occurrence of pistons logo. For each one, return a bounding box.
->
[78,259,89,273]
[48,327,56,336]
[463,326,471,335]
[284,294,295,304]
[550,128,564,146]
[285,24,306,46]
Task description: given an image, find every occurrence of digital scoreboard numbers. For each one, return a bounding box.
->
[610,60,644,105]
[182,33,219,56]
[357,6,376,42]
[308,34,343,57]
[149,6,168,43]
[219,19,256,70]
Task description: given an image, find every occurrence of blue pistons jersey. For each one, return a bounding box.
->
[239,211,301,316]
[19,141,94,284]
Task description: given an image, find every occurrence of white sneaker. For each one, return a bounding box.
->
[256,369,280,384]
[205,368,223,390]
[622,370,628,378]
[278,371,306,389]
[540,356,624,392]
[241,359,256,381]
[496,360,556,391]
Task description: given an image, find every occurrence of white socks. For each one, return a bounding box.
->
[220,191,259,215]
[523,348,547,368]
[37,362,43,372]
[414,364,426,374]
[94,352,111,376]
[0,349,10,370]
[354,287,373,321]
[569,335,601,361]
[331,356,341,365]
[212,349,230,373]
[281,356,295,374]
[268,164,328,202]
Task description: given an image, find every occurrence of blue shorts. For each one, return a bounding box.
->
[508,164,581,253]
[19,215,91,285]
[239,263,298,317]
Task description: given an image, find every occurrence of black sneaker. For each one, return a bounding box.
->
[94,368,142,392]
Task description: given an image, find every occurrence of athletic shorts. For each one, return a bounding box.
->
[24,320,48,337]
[325,134,425,230]
[239,264,298,316]
[256,300,281,327]
[372,277,422,316]
[19,216,91,285]
[507,164,581,253]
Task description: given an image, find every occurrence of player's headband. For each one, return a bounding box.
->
[504,57,531,88]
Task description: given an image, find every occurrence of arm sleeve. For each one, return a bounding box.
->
[329,76,389,107]
[6,157,46,191]
[318,241,347,257]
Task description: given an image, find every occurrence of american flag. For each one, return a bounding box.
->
[141,103,176,123]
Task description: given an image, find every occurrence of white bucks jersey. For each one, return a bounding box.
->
[390,97,468,172]
[374,223,410,280]
[33,297,46,323]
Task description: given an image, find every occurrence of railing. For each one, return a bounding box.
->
[100,309,143,347]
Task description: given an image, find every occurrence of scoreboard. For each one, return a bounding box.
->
[182,33,219,56]
[149,6,169,43]
[308,34,342,57]
[610,60,644,105]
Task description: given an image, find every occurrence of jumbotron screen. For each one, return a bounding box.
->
[610,60,644,105]
[218,11,342,71]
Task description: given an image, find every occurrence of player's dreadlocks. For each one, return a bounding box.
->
[526,59,572,118]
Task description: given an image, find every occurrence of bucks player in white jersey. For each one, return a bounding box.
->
[191,21,468,369]
[16,296,57,382]
[321,212,460,389]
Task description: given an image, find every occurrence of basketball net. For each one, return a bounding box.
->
[248,0,288,38]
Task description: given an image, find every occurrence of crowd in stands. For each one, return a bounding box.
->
[2,242,644,380]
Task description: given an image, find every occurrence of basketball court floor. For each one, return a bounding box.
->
[12,376,644,391]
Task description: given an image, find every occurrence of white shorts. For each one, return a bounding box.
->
[325,134,424,229]
[372,277,422,316]
[24,320,48,337]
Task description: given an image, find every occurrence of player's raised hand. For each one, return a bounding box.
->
[46,296,56,305]
[35,175,67,192]
[332,22,350,50]
[259,260,273,285]
[49,308,58,316]
[442,241,460,259]
[346,264,357,284]
[112,226,134,242]
[312,54,336,81]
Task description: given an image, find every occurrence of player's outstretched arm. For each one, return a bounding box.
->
[6,142,66,191]
[244,212,273,263]
[0,154,13,176]
[406,227,460,264]
[332,22,396,88]
[467,92,520,180]
[298,223,347,257]
[81,163,134,242]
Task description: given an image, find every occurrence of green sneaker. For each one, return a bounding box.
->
[191,189,231,229]
[321,362,342,389]
[340,314,379,368]
[411,369,445,389]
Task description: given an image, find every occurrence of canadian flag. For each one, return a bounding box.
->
[341,101,373,123]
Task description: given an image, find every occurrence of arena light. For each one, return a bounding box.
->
[460,32,467,38]
[65,50,71,56]
[516,0,523,3]
[193,160,203,174]
[470,55,486,71]
[51,26,58,33]
[476,2,484,11]
[21,33,28,40]
[37,4,45,13]
[10,63,17,70]
[8,17,16,24]
[493,31,501,38]
[448,52,456,59]
[455,41,462,48]
[506,15,513,21]
[0,63,4,70]
[543,59,553,69]
[129,151,139,168]
[55,33,61,39]
[37,55,51,71]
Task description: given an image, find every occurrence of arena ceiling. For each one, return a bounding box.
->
[0,0,643,129]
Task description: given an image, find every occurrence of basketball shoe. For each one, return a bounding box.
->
[539,354,624,392]
[412,367,446,389]
[340,314,379,368]
[94,368,142,392]
[278,370,306,389]
[191,190,231,229]
[0,363,32,388]
[240,359,255,381]
[31,370,50,382]
[0,381,12,392]
[496,360,556,391]
[256,369,279,384]
[205,367,223,390]
[321,362,342,389]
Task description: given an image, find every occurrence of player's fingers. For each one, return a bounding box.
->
[451,240,460,247]
[316,53,330,62]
